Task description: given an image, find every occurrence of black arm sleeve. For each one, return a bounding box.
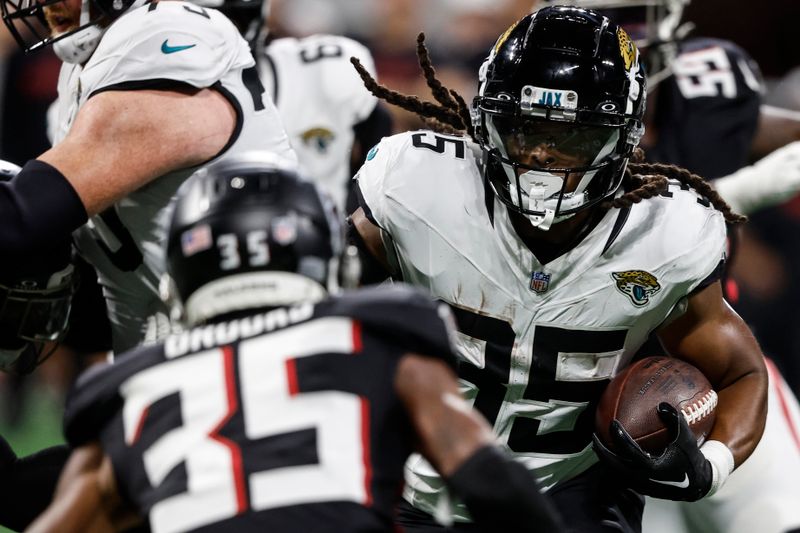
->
[446,446,565,533]
[345,215,391,285]
[352,102,393,155]
[0,444,71,531]
[0,160,87,254]
[346,103,393,214]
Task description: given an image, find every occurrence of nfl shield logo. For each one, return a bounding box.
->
[529,271,551,293]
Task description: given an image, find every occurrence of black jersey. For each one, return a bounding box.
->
[648,37,763,180]
[64,285,457,533]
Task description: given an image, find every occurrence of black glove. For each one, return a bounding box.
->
[592,402,713,501]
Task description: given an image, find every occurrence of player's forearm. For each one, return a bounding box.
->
[709,361,767,467]
[26,473,115,533]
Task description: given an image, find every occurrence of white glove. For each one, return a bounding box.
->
[714,141,800,215]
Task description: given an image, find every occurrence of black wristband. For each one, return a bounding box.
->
[0,159,87,254]
[0,444,71,531]
[447,445,564,533]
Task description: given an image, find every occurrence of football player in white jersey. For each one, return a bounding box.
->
[347,7,768,532]
[0,0,297,353]
[543,2,800,533]
[190,0,393,214]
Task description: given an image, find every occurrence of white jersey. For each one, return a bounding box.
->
[51,1,296,353]
[356,131,727,521]
[257,34,378,212]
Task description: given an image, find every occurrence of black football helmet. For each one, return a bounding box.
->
[165,152,352,326]
[473,6,646,230]
[541,0,691,86]
[1,0,142,62]
[0,160,77,374]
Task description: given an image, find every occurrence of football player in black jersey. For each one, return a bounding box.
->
[28,153,563,533]
[347,6,768,532]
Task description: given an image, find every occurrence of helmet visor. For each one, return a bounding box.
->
[491,116,620,170]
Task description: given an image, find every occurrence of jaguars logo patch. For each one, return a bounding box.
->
[616,26,636,71]
[612,270,661,307]
[300,127,335,153]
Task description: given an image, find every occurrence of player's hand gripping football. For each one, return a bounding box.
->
[592,403,713,502]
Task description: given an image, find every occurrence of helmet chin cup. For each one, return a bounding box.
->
[518,170,563,206]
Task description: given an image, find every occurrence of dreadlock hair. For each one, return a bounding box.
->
[350,34,747,225]
[608,149,747,224]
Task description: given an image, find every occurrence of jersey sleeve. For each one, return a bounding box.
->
[652,186,728,295]
[352,133,408,229]
[63,345,162,446]
[80,2,252,96]
[326,284,459,369]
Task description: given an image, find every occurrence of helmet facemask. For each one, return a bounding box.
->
[0,263,77,374]
[1,0,142,63]
[481,104,630,230]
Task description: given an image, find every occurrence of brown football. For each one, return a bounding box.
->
[596,356,717,454]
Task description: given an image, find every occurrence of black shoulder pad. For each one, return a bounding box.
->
[320,285,458,370]
[63,344,165,446]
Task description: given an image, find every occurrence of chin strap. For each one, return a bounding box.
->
[53,0,150,64]
[52,24,104,64]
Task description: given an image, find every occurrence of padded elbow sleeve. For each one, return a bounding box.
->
[0,160,87,254]
[446,446,564,533]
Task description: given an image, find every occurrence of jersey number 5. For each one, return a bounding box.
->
[120,319,370,533]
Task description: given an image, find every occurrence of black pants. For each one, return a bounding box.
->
[395,464,644,533]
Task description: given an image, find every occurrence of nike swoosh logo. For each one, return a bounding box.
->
[649,474,690,488]
[161,40,196,54]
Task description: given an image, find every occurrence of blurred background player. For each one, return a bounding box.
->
[28,153,564,533]
[348,6,767,531]
[192,0,393,214]
[541,1,800,532]
[0,0,297,355]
